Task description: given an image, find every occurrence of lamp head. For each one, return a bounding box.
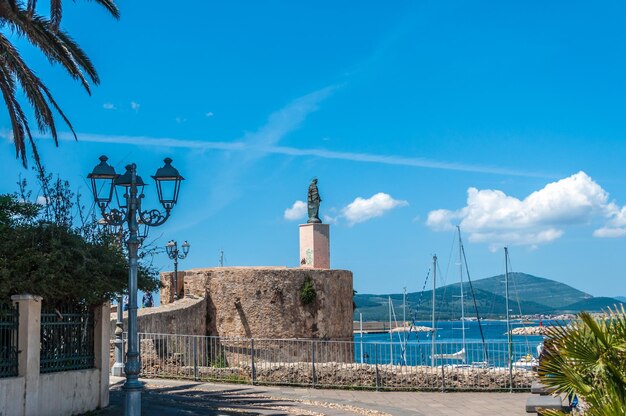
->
[152,158,184,211]
[165,240,176,256]
[87,155,117,206]
[114,164,145,208]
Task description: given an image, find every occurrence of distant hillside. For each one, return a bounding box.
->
[558,297,625,313]
[459,273,592,309]
[354,273,613,321]
[615,296,626,303]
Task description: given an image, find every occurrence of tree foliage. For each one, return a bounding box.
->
[0,0,119,167]
[0,171,160,306]
[538,306,626,415]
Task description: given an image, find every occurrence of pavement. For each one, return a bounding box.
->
[97,376,530,415]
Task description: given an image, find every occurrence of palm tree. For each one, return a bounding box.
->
[0,0,119,167]
[538,305,626,415]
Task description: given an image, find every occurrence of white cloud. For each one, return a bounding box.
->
[130,101,140,111]
[103,103,116,110]
[35,196,48,205]
[284,200,307,221]
[427,171,626,247]
[322,214,338,224]
[175,117,187,124]
[342,193,408,225]
[206,112,214,117]
[594,204,626,237]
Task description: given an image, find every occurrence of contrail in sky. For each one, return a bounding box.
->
[54,132,545,178]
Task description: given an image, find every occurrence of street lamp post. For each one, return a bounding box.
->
[98,220,148,378]
[88,156,184,416]
[165,240,190,301]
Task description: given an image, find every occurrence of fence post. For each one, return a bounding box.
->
[193,337,198,381]
[509,342,514,393]
[374,343,380,391]
[311,341,317,387]
[93,303,111,408]
[440,343,445,392]
[310,341,317,387]
[11,294,42,416]
[250,338,256,385]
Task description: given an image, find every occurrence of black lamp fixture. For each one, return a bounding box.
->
[152,157,184,212]
[87,155,117,207]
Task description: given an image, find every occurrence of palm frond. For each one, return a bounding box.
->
[539,308,626,414]
[0,0,118,166]
[89,0,119,19]
[0,61,34,166]
[2,4,98,90]
[50,0,61,28]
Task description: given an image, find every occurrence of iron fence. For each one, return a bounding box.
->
[0,303,18,378]
[134,332,538,391]
[40,305,94,373]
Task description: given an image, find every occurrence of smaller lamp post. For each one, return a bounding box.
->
[165,240,190,301]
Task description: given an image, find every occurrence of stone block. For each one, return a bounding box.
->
[299,223,330,269]
[525,396,563,413]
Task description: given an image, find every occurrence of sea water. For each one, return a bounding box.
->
[352,320,550,367]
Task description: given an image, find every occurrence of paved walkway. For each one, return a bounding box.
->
[100,377,529,415]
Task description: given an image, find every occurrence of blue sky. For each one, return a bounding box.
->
[2,1,626,300]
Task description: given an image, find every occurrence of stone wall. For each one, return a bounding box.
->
[160,267,353,341]
[110,296,207,337]
[160,270,187,304]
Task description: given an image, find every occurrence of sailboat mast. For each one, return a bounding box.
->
[389,296,393,365]
[359,313,364,364]
[504,247,513,390]
[403,287,407,341]
[457,226,466,363]
[431,254,437,367]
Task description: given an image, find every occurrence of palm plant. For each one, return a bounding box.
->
[0,0,119,167]
[538,305,626,415]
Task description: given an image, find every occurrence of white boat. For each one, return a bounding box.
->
[433,348,466,361]
[512,353,538,369]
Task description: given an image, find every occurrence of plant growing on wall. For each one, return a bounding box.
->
[299,276,316,305]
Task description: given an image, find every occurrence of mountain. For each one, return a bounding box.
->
[558,297,625,313]
[615,296,626,303]
[458,273,592,309]
[354,273,619,321]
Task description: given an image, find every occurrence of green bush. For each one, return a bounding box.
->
[299,276,316,305]
[0,172,160,306]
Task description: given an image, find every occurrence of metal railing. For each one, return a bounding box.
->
[40,305,95,374]
[0,303,19,378]
[134,332,538,391]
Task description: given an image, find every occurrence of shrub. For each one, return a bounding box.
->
[299,276,316,305]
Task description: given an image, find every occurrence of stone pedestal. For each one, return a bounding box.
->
[299,223,330,269]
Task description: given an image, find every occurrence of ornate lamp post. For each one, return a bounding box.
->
[165,240,190,301]
[88,156,184,416]
[98,219,148,378]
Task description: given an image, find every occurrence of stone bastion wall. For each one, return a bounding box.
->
[160,267,354,342]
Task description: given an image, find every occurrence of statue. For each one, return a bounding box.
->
[307,178,322,223]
